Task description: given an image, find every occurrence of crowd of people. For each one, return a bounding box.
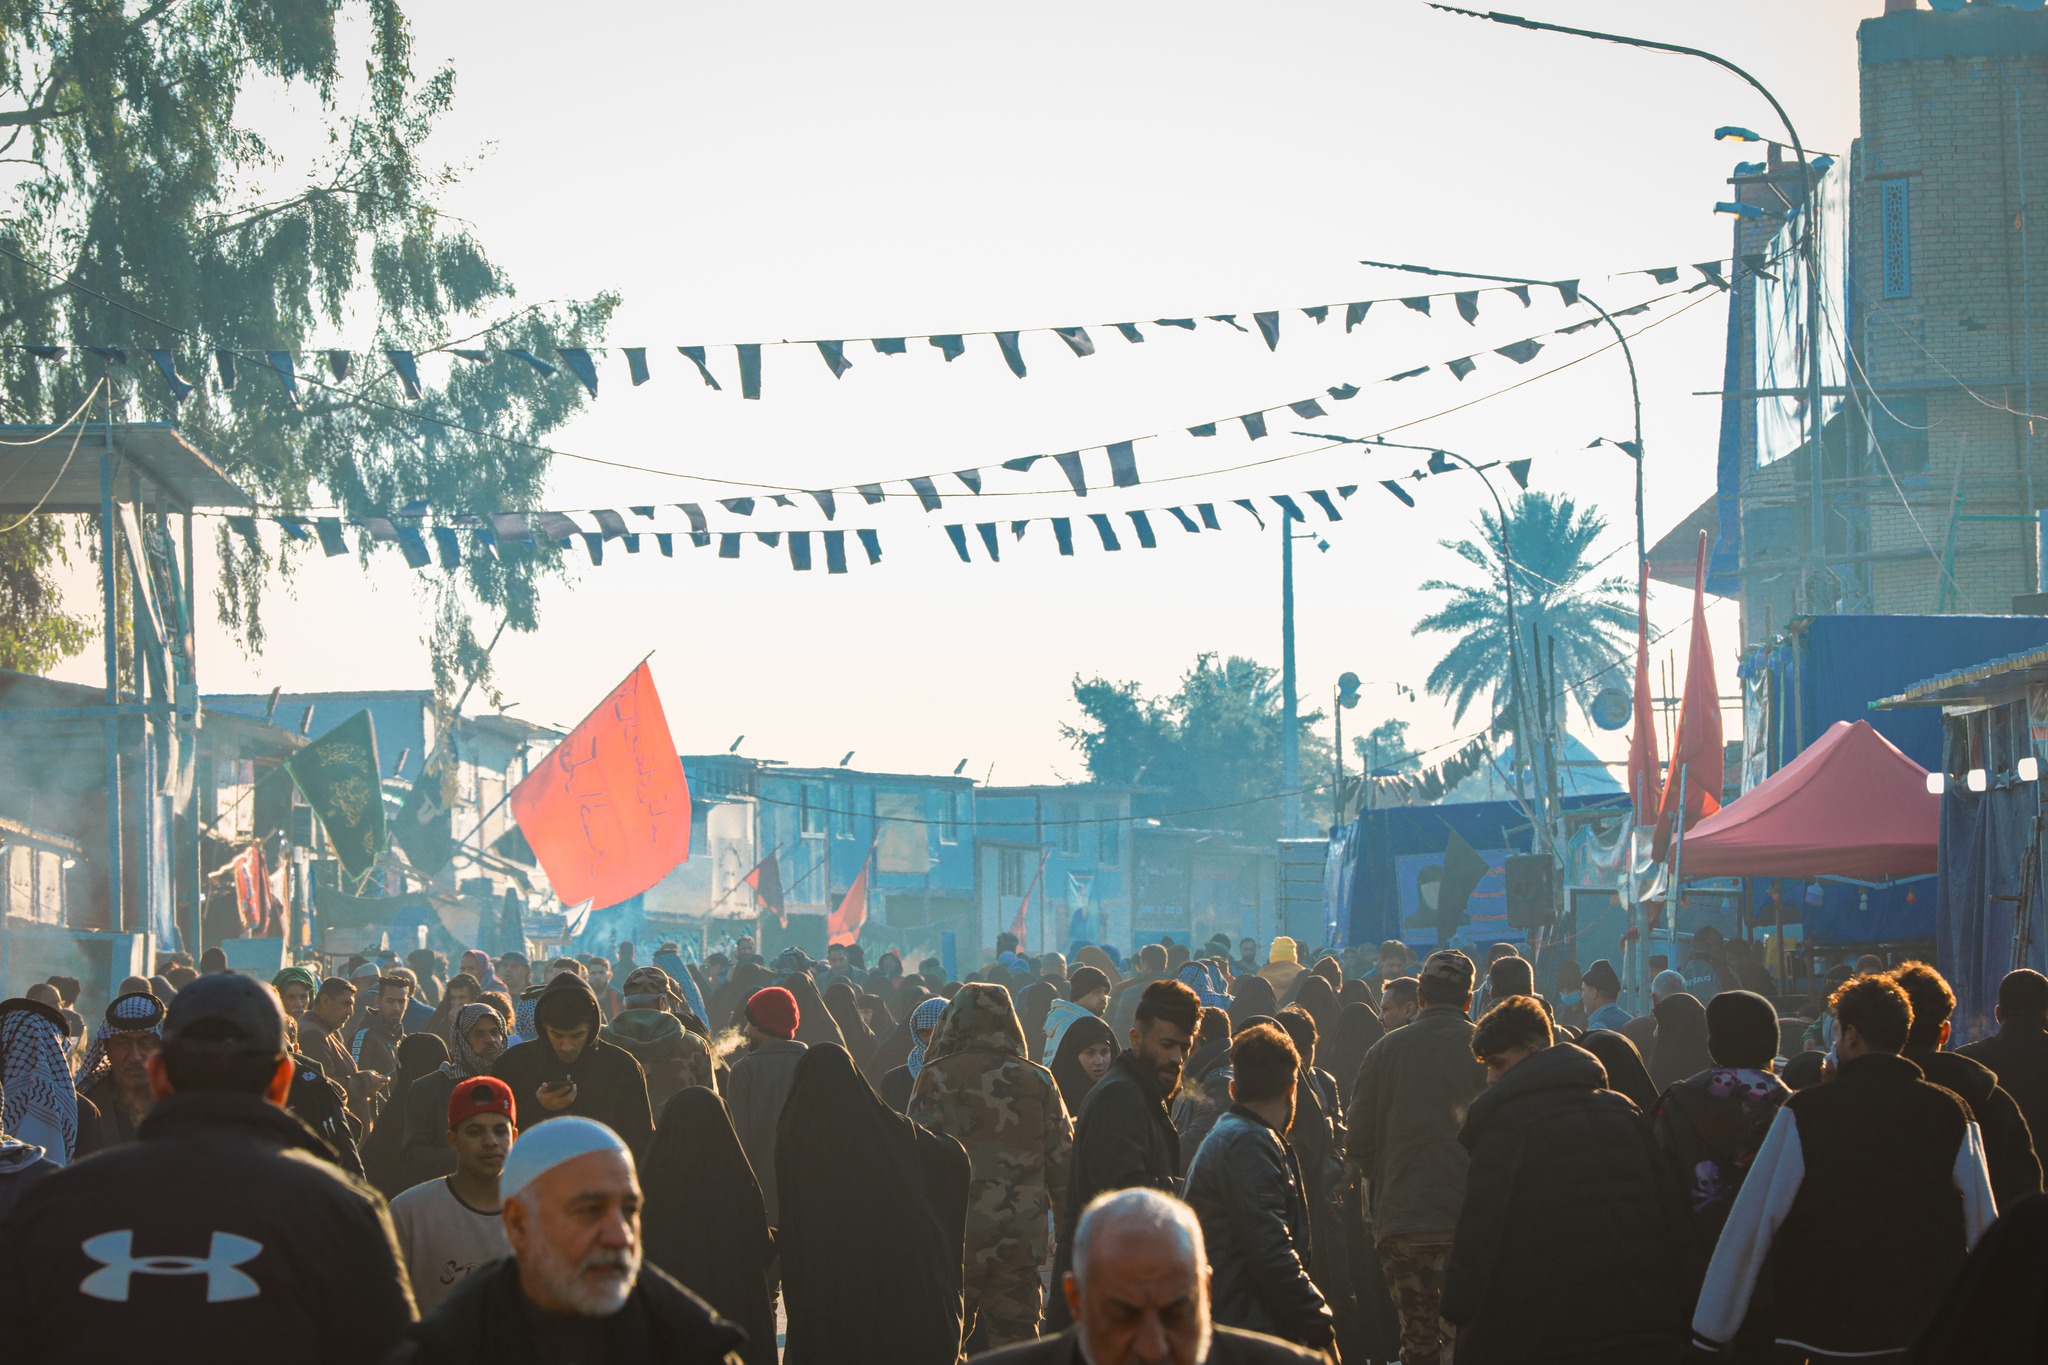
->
[1,927,2046,1362]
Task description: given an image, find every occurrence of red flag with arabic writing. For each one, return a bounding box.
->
[511,662,690,908]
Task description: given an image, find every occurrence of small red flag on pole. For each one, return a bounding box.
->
[1010,853,1046,949]
[829,847,872,947]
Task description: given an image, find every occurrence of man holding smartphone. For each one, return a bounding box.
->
[492,972,654,1160]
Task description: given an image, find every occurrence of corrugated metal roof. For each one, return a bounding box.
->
[1873,642,2048,710]
[0,422,251,512]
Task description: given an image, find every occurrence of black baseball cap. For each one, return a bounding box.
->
[161,973,286,1055]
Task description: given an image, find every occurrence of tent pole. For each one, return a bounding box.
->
[1668,764,1690,974]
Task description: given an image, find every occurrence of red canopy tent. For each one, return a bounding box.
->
[1678,719,1939,880]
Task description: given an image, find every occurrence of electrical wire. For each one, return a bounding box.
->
[0,388,99,532]
[0,378,111,444]
[0,378,104,531]
[1825,298,1977,609]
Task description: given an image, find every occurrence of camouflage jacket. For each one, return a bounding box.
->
[909,983,1073,1259]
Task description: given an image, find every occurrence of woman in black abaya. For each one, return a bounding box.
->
[642,1088,777,1365]
[1046,1012,1119,1114]
[1017,979,1057,1063]
[1324,1000,1384,1110]
[360,1031,446,1197]
[822,979,875,1072]
[1579,1028,1661,1114]
[777,1044,970,1365]
[1227,973,1279,1031]
[780,972,847,1053]
[1649,991,1716,1094]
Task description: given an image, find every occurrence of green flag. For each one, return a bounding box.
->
[284,710,387,883]
[395,746,456,878]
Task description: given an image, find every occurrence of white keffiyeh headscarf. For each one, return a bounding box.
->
[1,1005,78,1165]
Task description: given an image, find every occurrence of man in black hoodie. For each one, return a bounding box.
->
[493,973,654,1160]
[1894,961,2041,1211]
[1443,996,1693,1365]
[0,973,415,1359]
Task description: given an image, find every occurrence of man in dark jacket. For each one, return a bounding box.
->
[492,972,653,1159]
[1694,972,1997,1360]
[1346,948,1484,1365]
[1958,967,2048,1147]
[0,972,415,1360]
[1184,1022,1334,1352]
[1894,960,2041,1210]
[386,1114,745,1365]
[1444,995,1693,1365]
[972,1187,1325,1365]
[1048,978,1200,1330]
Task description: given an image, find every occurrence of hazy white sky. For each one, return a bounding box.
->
[56,0,1877,785]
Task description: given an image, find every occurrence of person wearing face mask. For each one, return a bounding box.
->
[880,993,949,1112]
[969,1187,1324,1365]
[1549,957,1586,1034]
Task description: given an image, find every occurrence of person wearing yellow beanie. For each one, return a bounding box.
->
[1257,936,1304,994]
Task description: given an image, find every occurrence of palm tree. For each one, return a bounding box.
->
[1412,491,1635,725]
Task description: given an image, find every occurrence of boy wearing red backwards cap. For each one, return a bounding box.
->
[389,1075,518,1312]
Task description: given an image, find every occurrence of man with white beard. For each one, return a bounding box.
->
[386,1116,749,1363]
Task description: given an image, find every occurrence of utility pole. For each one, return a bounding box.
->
[1281,522,1300,838]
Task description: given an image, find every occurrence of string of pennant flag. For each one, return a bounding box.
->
[187,278,1720,532]
[213,435,1584,576]
[5,260,1738,406]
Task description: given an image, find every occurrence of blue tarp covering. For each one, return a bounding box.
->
[1740,614,2048,945]
[1742,614,2048,773]
[1937,782,2046,1044]
[1340,793,1618,953]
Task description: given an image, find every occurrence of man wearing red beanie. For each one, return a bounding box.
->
[727,986,807,1224]
[388,1075,517,1312]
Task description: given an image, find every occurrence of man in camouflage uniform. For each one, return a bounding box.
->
[1347,949,1484,1365]
[909,981,1073,1348]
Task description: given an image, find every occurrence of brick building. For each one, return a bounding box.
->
[1660,0,2048,637]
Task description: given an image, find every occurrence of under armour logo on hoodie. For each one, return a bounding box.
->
[80,1230,263,1302]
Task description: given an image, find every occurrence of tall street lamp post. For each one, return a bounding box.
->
[1356,256,1647,593]
[1426,4,1826,606]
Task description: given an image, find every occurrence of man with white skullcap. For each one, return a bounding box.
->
[390,1116,749,1364]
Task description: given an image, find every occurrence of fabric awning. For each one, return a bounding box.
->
[1679,719,1938,880]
